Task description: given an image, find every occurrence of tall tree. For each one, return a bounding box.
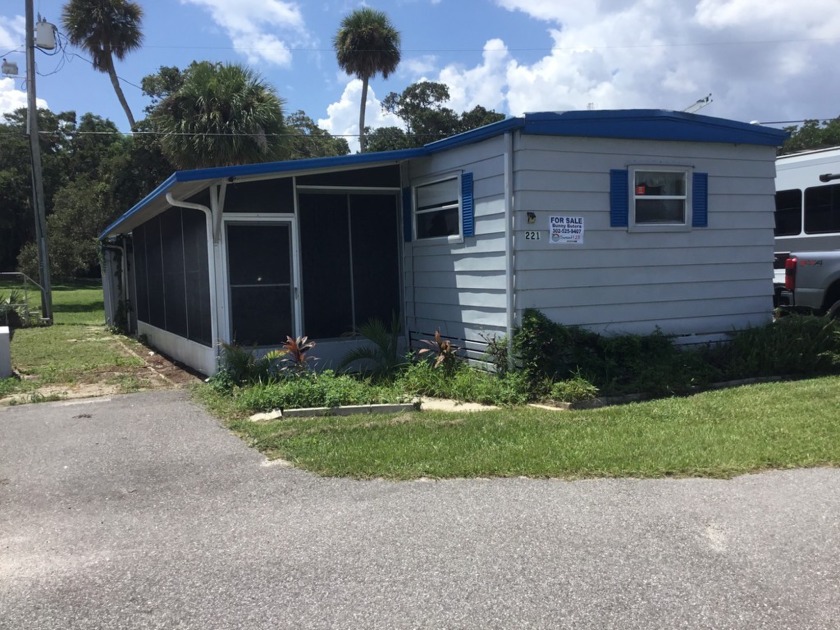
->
[149,61,288,169]
[333,8,401,153]
[62,0,143,130]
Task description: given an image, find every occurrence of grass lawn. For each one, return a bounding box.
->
[198,375,840,480]
[0,281,149,401]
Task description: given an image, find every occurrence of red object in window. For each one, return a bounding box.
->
[635,184,646,195]
[784,256,797,291]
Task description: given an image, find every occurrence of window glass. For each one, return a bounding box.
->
[633,169,687,225]
[415,177,460,239]
[774,188,802,236]
[804,184,840,234]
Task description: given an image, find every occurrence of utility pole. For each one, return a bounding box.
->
[25,0,52,323]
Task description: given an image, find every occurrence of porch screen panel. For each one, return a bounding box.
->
[182,209,212,346]
[143,215,166,330]
[160,209,188,337]
[132,223,150,323]
[298,194,353,338]
[349,194,400,326]
[224,178,295,213]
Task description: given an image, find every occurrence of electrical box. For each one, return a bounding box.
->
[1,59,18,76]
[35,21,56,50]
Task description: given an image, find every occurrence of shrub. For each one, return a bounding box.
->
[0,290,29,332]
[235,370,405,413]
[512,309,717,396]
[513,309,601,388]
[549,373,600,403]
[708,315,840,378]
[397,360,529,406]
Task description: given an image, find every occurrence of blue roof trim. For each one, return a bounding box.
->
[101,109,788,239]
[522,110,788,146]
[422,116,523,152]
[175,146,425,183]
[100,172,178,238]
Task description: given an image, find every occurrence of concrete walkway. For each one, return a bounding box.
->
[1,390,838,629]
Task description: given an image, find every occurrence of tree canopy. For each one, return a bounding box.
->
[780,117,840,155]
[367,81,506,152]
[148,61,289,170]
[333,8,401,152]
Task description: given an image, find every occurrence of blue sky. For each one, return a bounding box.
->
[1,0,839,152]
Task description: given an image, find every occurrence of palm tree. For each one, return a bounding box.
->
[152,61,288,170]
[61,0,143,130]
[333,8,401,152]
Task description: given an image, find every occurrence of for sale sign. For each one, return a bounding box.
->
[549,215,584,244]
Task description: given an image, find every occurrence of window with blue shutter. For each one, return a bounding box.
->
[461,172,474,237]
[692,172,708,227]
[612,167,709,229]
[411,172,473,240]
[610,169,629,227]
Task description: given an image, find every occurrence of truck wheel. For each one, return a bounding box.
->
[828,300,840,319]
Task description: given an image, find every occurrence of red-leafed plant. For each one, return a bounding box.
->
[416,329,460,375]
[281,335,317,373]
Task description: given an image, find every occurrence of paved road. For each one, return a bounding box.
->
[1,391,838,629]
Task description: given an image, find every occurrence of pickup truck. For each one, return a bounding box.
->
[774,251,840,317]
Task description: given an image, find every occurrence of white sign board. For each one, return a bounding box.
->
[549,215,584,244]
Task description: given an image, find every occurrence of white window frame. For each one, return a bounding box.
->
[413,173,464,244]
[629,165,693,232]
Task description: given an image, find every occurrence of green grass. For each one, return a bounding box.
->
[199,375,840,480]
[1,281,144,395]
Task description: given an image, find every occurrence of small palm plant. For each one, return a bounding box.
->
[339,313,404,380]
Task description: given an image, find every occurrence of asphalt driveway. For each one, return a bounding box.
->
[1,390,838,629]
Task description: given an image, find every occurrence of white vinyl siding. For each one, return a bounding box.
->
[403,138,508,349]
[512,135,778,342]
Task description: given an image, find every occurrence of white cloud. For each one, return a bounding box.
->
[436,39,509,113]
[0,14,25,50]
[402,55,439,76]
[319,79,402,153]
[480,0,840,123]
[0,78,47,117]
[180,0,309,66]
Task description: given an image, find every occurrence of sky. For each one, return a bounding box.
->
[1,0,839,153]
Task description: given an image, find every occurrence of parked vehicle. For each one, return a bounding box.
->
[773,147,840,311]
[777,251,840,316]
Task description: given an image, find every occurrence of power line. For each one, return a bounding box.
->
[136,36,840,53]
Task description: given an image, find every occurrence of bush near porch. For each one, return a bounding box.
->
[206,309,840,415]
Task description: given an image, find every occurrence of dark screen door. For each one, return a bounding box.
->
[227,223,293,346]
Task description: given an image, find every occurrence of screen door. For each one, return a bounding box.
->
[226,223,293,346]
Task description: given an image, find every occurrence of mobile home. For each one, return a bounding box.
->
[101,110,786,375]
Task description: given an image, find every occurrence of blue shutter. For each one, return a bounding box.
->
[692,172,709,227]
[402,187,412,242]
[461,172,474,237]
[610,169,629,227]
